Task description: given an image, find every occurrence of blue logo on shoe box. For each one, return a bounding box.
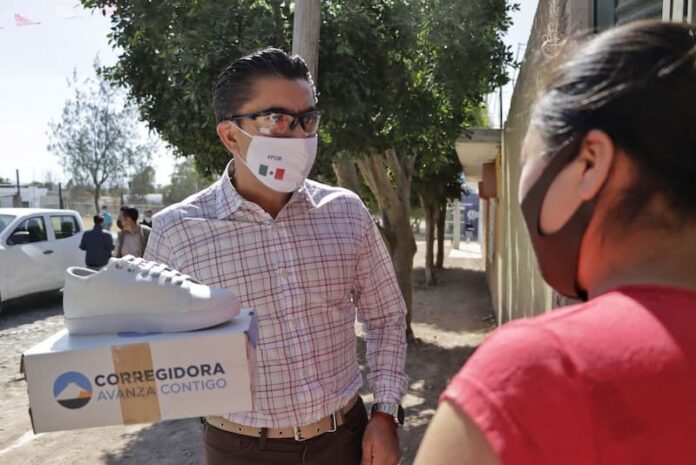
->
[53,371,93,409]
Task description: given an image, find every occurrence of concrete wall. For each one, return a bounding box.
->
[494,0,582,323]
[0,186,48,208]
[493,0,670,322]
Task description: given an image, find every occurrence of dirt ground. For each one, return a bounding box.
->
[0,239,495,465]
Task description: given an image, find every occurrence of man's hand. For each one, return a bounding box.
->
[361,415,400,465]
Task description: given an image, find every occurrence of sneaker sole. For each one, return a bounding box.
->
[64,305,240,335]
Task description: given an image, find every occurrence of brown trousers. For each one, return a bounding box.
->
[203,398,368,465]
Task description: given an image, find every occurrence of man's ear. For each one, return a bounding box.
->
[216,121,241,156]
[577,129,615,202]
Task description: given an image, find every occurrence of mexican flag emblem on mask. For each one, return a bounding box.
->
[258,164,285,180]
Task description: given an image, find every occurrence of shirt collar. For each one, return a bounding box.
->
[215,160,245,219]
[295,181,317,209]
[215,159,317,220]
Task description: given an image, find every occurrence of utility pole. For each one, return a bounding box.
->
[292,0,321,81]
[58,182,64,209]
[499,84,503,129]
[13,169,22,207]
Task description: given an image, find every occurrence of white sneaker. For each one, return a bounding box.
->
[63,255,241,335]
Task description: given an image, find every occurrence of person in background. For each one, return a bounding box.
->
[79,215,114,269]
[140,209,154,228]
[415,20,696,465]
[115,206,150,258]
[100,205,113,231]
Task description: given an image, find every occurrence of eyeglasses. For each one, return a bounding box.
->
[230,108,321,136]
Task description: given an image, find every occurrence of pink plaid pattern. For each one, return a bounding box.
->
[145,161,407,428]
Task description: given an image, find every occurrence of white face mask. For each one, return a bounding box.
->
[235,127,317,193]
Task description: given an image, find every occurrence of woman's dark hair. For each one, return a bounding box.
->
[532,20,696,223]
[212,48,316,124]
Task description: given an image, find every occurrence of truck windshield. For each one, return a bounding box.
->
[0,215,16,235]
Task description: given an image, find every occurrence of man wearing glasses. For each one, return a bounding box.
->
[145,48,407,465]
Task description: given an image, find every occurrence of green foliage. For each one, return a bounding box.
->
[319,1,513,161]
[413,103,491,207]
[83,0,293,177]
[161,158,213,205]
[82,0,514,184]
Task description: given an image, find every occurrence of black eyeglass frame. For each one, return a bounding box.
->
[228,108,321,134]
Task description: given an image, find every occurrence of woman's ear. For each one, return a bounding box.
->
[216,121,241,156]
[576,129,615,201]
[539,130,616,234]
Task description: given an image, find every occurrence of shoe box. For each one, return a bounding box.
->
[20,309,257,433]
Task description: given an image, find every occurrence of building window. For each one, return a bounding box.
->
[595,0,672,28]
[664,0,695,22]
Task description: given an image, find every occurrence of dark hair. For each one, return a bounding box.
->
[93,215,104,225]
[532,20,696,223]
[120,206,139,222]
[212,48,316,124]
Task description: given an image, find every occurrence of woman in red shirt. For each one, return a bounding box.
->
[415,20,696,465]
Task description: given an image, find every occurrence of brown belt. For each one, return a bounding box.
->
[206,395,359,441]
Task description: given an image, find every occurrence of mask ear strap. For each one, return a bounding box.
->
[233,122,254,139]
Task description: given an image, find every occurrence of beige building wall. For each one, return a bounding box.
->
[481,0,677,322]
[494,0,590,323]
[493,0,674,321]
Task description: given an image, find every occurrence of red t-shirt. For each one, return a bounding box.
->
[442,285,696,465]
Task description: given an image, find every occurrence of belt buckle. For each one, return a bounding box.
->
[293,412,337,441]
[328,412,337,433]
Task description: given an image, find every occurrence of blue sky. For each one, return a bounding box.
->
[487,1,539,127]
[0,1,538,186]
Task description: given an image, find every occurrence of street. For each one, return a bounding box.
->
[0,292,204,465]
[0,241,495,464]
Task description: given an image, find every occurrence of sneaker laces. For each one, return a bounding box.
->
[113,256,193,286]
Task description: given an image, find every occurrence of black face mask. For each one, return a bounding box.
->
[116,219,124,230]
[519,137,598,301]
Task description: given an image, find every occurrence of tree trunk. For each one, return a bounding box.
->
[332,157,361,194]
[420,195,437,286]
[94,184,101,214]
[378,209,397,256]
[292,0,321,80]
[436,202,446,269]
[356,150,417,342]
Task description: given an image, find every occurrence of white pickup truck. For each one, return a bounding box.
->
[0,208,85,308]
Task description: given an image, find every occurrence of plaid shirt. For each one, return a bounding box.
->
[145,162,407,428]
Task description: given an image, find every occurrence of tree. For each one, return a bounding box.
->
[82,0,293,177]
[82,0,515,341]
[162,158,211,205]
[47,62,152,213]
[415,152,463,285]
[318,1,514,337]
[292,0,321,79]
[129,165,156,201]
[416,106,490,285]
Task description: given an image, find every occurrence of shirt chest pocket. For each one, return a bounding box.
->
[289,235,359,305]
